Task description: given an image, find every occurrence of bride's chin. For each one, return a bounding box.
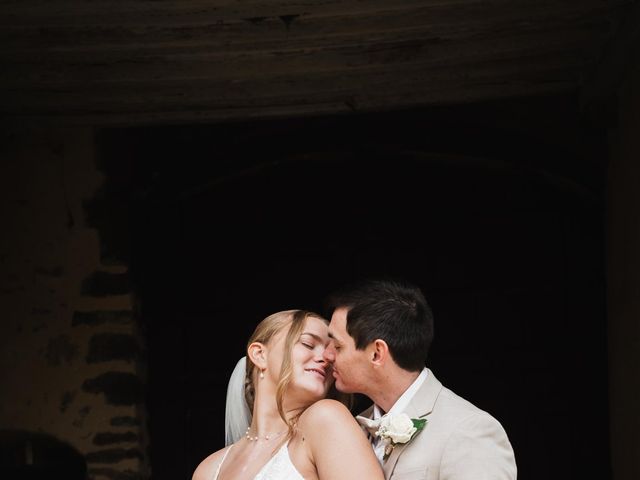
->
[308,386,327,401]
[296,378,328,398]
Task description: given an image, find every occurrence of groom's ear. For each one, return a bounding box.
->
[247,342,268,370]
[370,339,390,366]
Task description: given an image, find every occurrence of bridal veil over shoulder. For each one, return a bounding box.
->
[224,356,252,446]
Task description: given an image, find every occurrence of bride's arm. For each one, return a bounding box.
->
[300,399,385,480]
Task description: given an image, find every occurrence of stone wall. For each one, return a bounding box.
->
[0,128,148,480]
[607,62,640,480]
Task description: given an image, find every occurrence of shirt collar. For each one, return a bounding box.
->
[372,368,428,419]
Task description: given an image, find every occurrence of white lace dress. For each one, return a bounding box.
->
[213,443,305,480]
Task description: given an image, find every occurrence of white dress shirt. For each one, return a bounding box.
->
[370,368,429,462]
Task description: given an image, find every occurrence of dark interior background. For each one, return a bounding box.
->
[95,92,609,480]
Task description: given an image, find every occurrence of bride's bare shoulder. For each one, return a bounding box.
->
[299,399,357,429]
[191,446,230,480]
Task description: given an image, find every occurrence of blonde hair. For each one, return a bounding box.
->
[244,309,351,440]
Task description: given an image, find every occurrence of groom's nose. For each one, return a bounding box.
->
[323,343,336,363]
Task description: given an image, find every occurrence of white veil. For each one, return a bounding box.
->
[224,356,252,446]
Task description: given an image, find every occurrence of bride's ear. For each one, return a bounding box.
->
[247,342,268,371]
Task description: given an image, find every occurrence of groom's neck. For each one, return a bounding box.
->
[370,366,421,413]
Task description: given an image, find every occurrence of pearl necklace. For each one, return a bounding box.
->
[245,426,286,442]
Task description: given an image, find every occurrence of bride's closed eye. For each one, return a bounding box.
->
[299,332,327,349]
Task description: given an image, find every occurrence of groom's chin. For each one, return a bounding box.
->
[334,380,349,393]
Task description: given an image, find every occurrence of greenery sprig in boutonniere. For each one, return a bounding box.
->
[376,413,427,461]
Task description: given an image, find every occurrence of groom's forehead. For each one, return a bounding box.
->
[330,306,349,324]
[328,317,350,343]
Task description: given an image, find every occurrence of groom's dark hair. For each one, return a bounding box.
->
[324,277,434,372]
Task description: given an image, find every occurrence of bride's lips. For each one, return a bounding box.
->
[305,367,326,379]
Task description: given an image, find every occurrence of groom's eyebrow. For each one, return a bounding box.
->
[327,331,340,344]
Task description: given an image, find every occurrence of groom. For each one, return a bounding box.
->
[323,277,517,479]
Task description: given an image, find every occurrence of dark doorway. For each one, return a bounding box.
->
[98,93,610,480]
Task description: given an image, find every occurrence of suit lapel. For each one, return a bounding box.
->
[382,368,443,477]
[382,438,408,477]
[404,368,442,418]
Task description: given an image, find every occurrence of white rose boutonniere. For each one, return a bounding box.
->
[376,413,427,461]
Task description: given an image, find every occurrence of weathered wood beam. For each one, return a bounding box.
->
[0,0,630,125]
[0,79,577,128]
[0,0,618,26]
[0,1,615,50]
[0,52,581,126]
[0,26,603,87]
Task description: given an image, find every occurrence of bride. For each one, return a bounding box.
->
[192,309,384,480]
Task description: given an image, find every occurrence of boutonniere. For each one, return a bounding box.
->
[376,413,427,461]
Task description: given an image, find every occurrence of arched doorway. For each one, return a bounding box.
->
[99,99,608,479]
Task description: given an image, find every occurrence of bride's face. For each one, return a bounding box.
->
[287,316,334,404]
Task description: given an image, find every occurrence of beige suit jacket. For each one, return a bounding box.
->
[359,369,517,480]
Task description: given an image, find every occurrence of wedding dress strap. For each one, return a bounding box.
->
[213,445,233,480]
[212,442,303,480]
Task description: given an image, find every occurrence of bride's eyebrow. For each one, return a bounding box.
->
[300,332,323,342]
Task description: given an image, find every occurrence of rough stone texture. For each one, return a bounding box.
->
[93,431,139,446]
[72,406,92,428]
[86,448,143,464]
[607,62,640,480]
[86,333,140,364]
[81,271,131,297]
[60,390,77,413]
[45,334,79,366]
[88,467,142,480]
[72,310,134,327]
[0,129,149,480]
[35,266,65,277]
[83,372,143,406]
[110,416,140,427]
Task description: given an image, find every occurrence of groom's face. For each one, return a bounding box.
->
[325,307,370,394]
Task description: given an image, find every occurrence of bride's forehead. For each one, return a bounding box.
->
[302,316,329,335]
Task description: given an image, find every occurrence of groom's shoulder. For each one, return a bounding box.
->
[424,370,489,415]
[434,384,508,433]
[439,384,483,412]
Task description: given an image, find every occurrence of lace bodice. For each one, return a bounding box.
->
[213,443,305,480]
